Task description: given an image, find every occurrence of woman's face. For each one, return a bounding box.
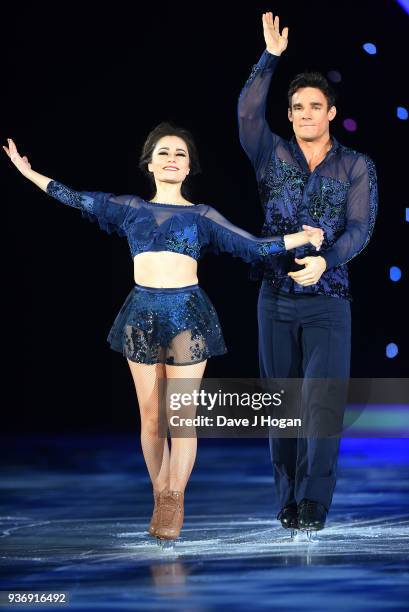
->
[148,135,190,185]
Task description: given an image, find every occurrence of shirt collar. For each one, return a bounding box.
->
[290,134,339,171]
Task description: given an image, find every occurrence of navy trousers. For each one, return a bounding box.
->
[257,281,351,512]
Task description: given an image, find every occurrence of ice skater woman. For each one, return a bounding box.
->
[3,123,324,541]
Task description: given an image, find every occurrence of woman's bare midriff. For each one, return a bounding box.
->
[133,251,199,288]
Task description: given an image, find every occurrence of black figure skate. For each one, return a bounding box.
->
[298,499,327,541]
[277,503,299,539]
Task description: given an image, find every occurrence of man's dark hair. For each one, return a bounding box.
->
[139,121,201,199]
[288,72,336,110]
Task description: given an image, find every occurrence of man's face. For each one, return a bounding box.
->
[288,87,336,141]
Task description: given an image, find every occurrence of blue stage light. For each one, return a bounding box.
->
[386,343,399,358]
[397,106,408,120]
[406,208,409,221]
[363,43,377,55]
[396,0,409,15]
[390,266,402,281]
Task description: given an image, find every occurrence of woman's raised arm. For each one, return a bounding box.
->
[3,138,52,191]
[3,138,132,236]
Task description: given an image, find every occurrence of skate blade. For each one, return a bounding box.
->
[298,529,321,541]
[156,538,176,550]
[287,529,313,542]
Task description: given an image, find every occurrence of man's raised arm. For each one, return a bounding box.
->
[237,12,289,176]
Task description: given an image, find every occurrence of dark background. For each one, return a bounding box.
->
[4,1,408,432]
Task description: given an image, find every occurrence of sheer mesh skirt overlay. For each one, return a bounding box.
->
[107,283,227,365]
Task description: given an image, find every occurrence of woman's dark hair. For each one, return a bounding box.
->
[138,121,201,199]
[287,72,336,110]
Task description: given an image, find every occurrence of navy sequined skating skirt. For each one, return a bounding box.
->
[107,283,227,365]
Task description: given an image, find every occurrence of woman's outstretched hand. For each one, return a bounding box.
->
[3,138,32,176]
[262,12,289,56]
[303,225,324,251]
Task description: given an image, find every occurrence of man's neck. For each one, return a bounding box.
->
[295,133,333,171]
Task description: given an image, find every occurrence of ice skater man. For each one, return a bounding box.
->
[238,12,378,532]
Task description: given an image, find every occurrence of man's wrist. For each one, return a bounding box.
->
[320,250,339,270]
[266,48,282,57]
[256,49,281,73]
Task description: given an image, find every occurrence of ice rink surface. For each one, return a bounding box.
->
[0,436,408,611]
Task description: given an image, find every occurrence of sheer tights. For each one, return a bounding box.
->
[127,358,207,496]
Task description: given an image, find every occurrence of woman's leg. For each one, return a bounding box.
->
[153,358,207,540]
[165,359,207,493]
[126,360,170,492]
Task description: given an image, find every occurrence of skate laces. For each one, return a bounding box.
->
[160,491,183,526]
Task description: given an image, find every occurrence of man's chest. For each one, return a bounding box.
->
[259,157,350,234]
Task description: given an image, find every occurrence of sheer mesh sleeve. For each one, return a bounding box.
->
[202,205,286,263]
[238,50,282,177]
[46,180,131,237]
[321,155,378,270]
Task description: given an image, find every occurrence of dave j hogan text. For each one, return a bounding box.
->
[169,415,301,428]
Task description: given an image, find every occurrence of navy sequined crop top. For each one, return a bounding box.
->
[46,180,287,262]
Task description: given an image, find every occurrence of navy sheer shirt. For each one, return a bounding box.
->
[238,50,378,300]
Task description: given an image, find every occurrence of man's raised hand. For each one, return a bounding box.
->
[262,12,289,57]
